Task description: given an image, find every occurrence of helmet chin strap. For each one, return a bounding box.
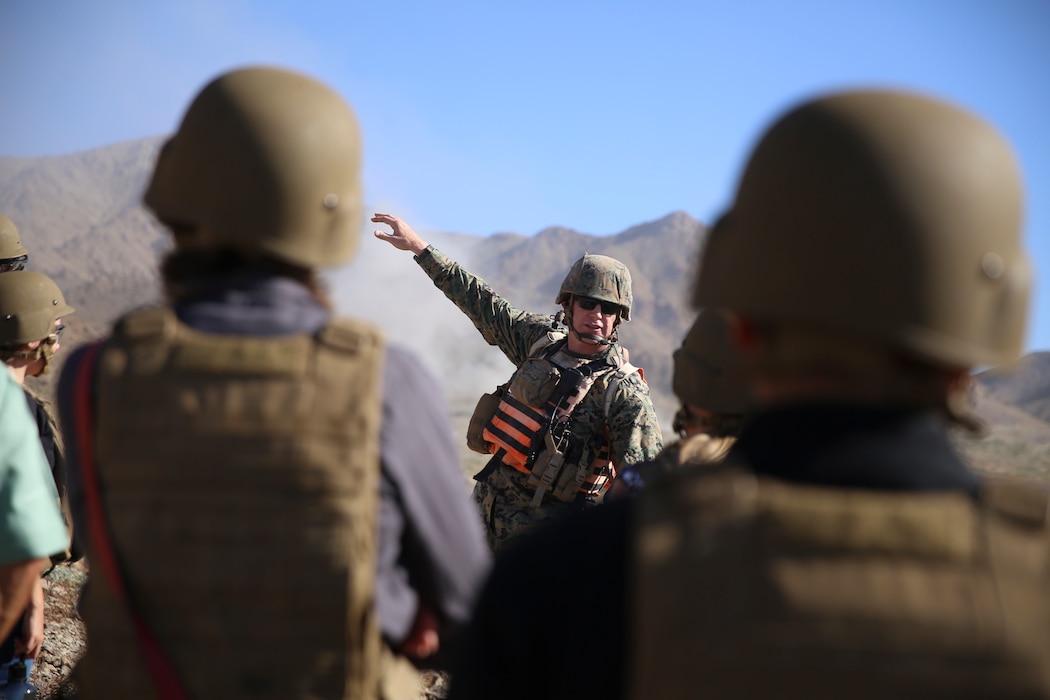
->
[579,332,614,346]
[34,342,56,376]
[0,339,55,376]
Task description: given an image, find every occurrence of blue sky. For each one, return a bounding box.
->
[2,0,1048,352]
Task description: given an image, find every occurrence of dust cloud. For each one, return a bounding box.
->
[326,225,519,419]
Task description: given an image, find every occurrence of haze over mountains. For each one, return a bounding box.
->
[2,138,1048,479]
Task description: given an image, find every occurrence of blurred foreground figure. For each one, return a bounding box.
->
[59,66,489,700]
[0,271,78,687]
[610,307,748,497]
[0,368,67,646]
[448,89,1047,700]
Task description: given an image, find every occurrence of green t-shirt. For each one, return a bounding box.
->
[0,368,68,564]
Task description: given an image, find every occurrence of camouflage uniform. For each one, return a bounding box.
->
[415,246,663,549]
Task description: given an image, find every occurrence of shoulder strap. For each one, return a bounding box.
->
[529,331,637,420]
[70,341,191,700]
[604,361,641,418]
[528,330,567,358]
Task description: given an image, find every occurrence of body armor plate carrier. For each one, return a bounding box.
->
[79,306,385,700]
[631,466,1050,699]
[471,330,638,505]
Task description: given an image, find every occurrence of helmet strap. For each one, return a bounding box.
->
[0,338,54,374]
[34,341,56,376]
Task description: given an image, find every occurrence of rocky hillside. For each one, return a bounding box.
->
[956,354,1050,478]
[2,138,1050,480]
[5,134,1050,699]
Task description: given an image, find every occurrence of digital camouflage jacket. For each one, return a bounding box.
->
[416,246,663,488]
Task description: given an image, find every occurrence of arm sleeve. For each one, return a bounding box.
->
[606,371,665,470]
[374,344,491,646]
[0,372,68,565]
[414,246,551,366]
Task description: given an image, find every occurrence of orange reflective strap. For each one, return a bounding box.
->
[483,393,549,474]
[579,439,614,494]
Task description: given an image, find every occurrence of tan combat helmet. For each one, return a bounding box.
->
[144,67,362,269]
[695,89,1030,370]
[0,271,74,346]
[0,214,29,271]
[672,309,748,416]
[556,253,633,321]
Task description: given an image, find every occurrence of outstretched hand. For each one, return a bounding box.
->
[372,213,429,256]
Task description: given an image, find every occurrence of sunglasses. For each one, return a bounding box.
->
[576,296,620,315]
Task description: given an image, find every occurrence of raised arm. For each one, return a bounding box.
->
[372,212,550,365]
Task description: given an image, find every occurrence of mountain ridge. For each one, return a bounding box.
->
[2,137,1049,479]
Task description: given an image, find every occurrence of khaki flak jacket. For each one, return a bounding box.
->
[632,466,1050,699]
[78,306,385,700]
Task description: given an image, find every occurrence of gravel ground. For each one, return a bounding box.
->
[34,563,87,699]
[31,563,448,699]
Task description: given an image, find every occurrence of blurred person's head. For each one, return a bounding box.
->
[694,90,1029,428]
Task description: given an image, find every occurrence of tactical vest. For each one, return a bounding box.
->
[630,467,1050,699]
[23,385,81,565]
[479,332,636,504]
[78,306,385,700]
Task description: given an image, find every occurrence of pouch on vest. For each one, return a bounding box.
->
[552,458,585,502]
[526,367,596,505]
[525,421,589,504]
[528,429,569,507]
[467,384,506,454]
[508,357,562,407]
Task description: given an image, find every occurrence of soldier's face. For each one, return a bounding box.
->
[569,296,618,351]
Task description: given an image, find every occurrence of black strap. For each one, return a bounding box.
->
[473,450,506,482]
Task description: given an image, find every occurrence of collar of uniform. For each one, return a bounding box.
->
[174,271,329,337]
[559,342,618,364]
[727,402,980,498]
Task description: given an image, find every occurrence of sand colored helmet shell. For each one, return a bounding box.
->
[672,310,747,415]
[144,66,362,269]
[695,89,1030,369]
[0,214,29,261]
[0,271,75,345]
